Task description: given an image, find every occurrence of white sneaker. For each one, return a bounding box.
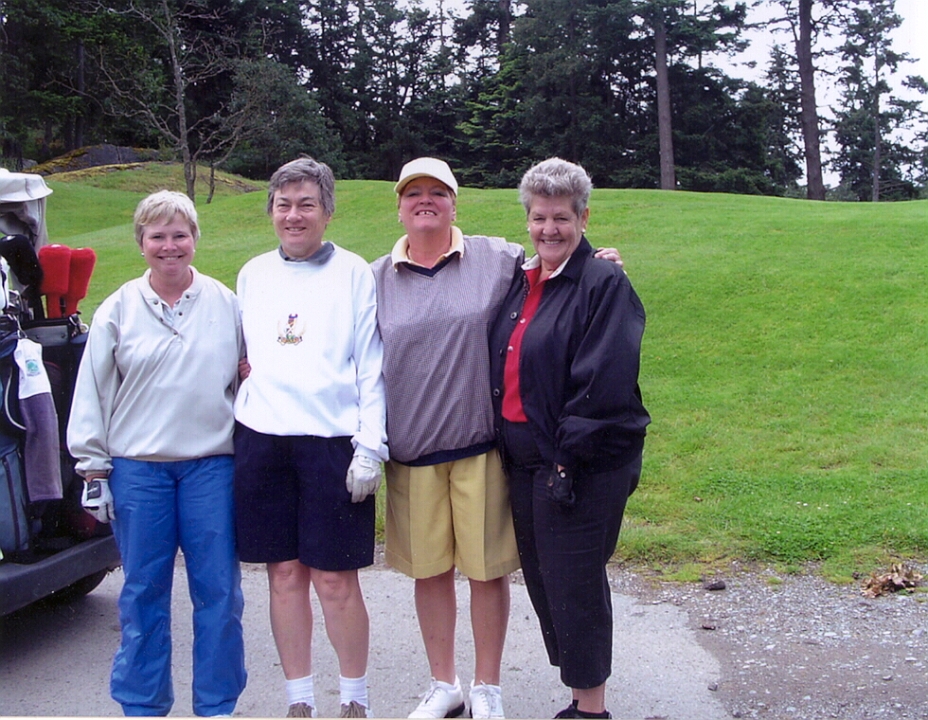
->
[409,676,466,718]
[468,682,504,718]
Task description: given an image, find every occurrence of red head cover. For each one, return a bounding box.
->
[63,247,97,316]
[38,244,72,318]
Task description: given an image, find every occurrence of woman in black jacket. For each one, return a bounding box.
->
[488,158,650,719]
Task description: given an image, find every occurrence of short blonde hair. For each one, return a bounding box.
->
[133,190,199,246]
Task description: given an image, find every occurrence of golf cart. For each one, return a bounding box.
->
[0,169,120,617]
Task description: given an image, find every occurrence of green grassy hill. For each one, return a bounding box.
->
[43,166,928,581]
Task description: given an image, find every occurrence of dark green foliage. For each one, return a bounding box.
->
[758,45,805,193]
[0,0,150,162]
[831,0,925,201]
[221,59,346,180]
[2,0,925,197]
[457,45,535,188]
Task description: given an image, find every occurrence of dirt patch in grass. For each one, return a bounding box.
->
[33,146,262,197]
[32,145,161,175]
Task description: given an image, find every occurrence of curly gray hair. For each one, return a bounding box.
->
[518,158,592,217]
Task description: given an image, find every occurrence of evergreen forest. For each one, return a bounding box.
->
[2,0,926,202]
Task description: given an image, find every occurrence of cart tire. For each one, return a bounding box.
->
[48,569,110,603]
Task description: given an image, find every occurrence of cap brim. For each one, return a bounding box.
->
[394,173,457,195]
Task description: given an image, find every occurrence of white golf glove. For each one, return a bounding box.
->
[346,454,382,503]
[82,477,115,523]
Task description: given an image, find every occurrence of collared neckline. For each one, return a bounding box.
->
[391,226,464,268]
[521,236,593,282]
[278,241,335,265]
[141,266,202,303]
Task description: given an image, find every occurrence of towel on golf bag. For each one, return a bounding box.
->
[14,337,62,501]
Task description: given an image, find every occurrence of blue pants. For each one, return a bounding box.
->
[109,456,246,717]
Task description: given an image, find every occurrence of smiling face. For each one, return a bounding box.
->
[527,195,590,275]
[140,213,196,284]
[398,177,457,237]
[271,180,332,260]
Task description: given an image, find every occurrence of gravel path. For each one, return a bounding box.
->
[606,562,928,719]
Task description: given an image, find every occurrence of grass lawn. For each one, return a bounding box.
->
[43,166,928,582]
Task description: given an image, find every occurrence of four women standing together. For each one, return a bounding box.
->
[67,156,648,719]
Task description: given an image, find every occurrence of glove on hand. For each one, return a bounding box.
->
[545,466,575,509]
[82,478,115,523]
[346,454,382,503]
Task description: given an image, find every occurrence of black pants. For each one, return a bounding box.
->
[500,421,641,689]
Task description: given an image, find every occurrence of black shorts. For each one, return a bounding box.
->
[233,423,375,570]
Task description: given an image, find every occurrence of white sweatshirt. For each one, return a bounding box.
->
[233,244,388,461]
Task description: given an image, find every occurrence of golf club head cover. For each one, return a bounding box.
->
[0,234,45,317]
[38,244,72,318]
[63,247,97,316]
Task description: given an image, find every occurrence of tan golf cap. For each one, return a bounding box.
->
[394,157,459,196]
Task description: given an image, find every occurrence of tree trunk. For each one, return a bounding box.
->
[161,0,195,202]
[75,40,85,149]
[497,0,511,54]
[796,0,825,201]
[208,162,217,205]
[871,60,882,202]
[655,16,676,190]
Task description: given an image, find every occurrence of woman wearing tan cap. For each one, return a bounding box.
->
[371,158,620,719]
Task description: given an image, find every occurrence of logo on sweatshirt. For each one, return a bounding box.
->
[278,313,304,345]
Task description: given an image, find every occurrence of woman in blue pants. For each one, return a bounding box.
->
[67,191,247,716]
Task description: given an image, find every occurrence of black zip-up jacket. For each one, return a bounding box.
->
[489,238,650,472]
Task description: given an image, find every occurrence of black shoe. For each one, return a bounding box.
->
[553,703,611,719]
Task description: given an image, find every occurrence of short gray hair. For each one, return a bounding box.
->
[518,158,592,217]
[267,157,336,216]
[134,190,199,246]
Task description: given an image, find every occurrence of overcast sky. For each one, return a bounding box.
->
[881,0,926,79]
[726,0,928,84]
[424,0,926,83]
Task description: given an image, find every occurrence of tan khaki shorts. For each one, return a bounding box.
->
[384,449,519,581]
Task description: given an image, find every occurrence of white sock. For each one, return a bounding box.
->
[340,674,369,709]
[472,681,501,692]
[286,674,315,708]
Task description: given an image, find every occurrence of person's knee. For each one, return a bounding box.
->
[267,560,310,594]
[419,567,455,587]
[313,569,361,606]
[469,574,508,596]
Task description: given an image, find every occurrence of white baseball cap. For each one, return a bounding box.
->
[394,157,459,196]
